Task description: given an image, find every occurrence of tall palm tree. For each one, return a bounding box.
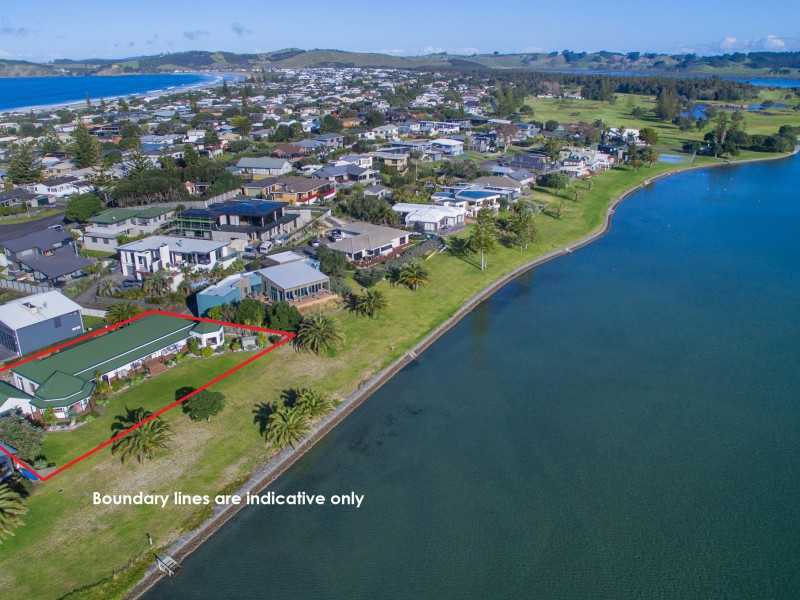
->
[0,483,27,543]
[354,288,388,318]
[294,312,346,355]
[295,389,336,419]
[468,207,498,271]
[110,406,174,464]
[97,277,121,297]
[143,269,172,298]
[265,405,309,448]
[398,261,430,290]
[106,301,142,325]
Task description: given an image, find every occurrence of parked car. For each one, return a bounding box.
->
[258,240,274,253]
[122,279,139,289]
[331,229,343,241]
[310,238,320,248]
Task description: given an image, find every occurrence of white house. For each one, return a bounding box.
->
[392,203,466,233]
[118,236,237,281]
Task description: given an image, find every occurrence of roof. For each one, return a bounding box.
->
[0,380,32,403]
[12,314,200,385]
[207,199,286,217]
[392,203,465,220]
[18,247,91,279]
[88,208,140,225]
[190,321,224,335]
[328,224,408,255]
[273,177,326,194]
[31,371,95,408]
[471,176,523,189]
[0,291,82,330]
[2,229,72,253]
[264,251,306,265]
[117,236,227,254]
[236,157,291,170]
[197,273,252,298]
[257,262,328,291]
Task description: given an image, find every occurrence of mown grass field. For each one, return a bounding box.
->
[522,89,800,154]
[1,92,797,599]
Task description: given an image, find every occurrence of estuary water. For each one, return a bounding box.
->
[147,155,800,599]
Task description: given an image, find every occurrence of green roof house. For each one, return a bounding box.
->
[8,314,224,423]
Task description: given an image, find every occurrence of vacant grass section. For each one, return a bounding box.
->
[0,132,795,600]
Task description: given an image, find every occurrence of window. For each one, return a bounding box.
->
[53,316,62,328]
[103,238,110,245]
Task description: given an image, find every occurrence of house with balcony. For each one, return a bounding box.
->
[83,207,174,252]
[431,138,465,157]
[0,229,90,285]
[118,236,237,281]
[392,203,466,233]
[171,199,301,244]
[26,176,91,199]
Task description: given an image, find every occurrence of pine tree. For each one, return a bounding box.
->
[39,129,63,155]
[7,142,42,184]
[71,122,100,168]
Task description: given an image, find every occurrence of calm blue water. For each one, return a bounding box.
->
[147,155,800,599]
[0,73,227,112]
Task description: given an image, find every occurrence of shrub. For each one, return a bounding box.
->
[187,337,200,355]
[33,457,49,470]
[354,266,386,288]
[200,346,214,357]
[182,390,225,421]
[230,339,242,352]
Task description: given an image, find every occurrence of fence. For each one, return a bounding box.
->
[117,190,242,211]
[80,307,107,319]
[93,296,159,309]
[0,279,53,294]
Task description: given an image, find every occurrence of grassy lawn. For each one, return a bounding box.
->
[0,208,62,225]
[81,315,106,330]
[80,249,117,260]
[522,90,800,154]
[1,96,797,599]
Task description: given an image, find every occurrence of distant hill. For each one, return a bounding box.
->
[2,49,799,78]
[0,59,60,77]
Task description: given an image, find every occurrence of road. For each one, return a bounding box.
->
[0,209,66,243]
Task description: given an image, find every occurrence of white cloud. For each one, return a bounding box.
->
[522,45,546,54]
[377,48,406,55]
[763,34,786,50]
[685,33,799,54]
[420,46,445,54]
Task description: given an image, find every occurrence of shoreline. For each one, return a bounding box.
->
[123,145,798,598]
[0,72,244,115]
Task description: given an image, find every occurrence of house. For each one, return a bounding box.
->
[431,138,465,157]
[369,151,408,172]
[0,291,83,359]
[28,176,87,199]
[392,203,466,233]
[0,188,51,208]
[257,262,331,305]
[372,124,399,140]
[265,178,334,205]
[172,199,300,244]
[235,157,293,181]
[311,133,344,150]
[195,272,263,316]
[364,184,390,199]
[312,164,377,185]
[0,229,90,284]
[271,144,308,159]
[196,255,328,315]
[326,223,410,263]
[7,314,224,423]
[83,207,174,252]
[118,236,237,281]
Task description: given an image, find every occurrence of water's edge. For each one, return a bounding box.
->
[125,146,799,599]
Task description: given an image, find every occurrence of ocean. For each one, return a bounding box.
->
[145,153,800,599]
[0,73,235,113]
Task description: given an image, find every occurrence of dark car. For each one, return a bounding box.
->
[122,278,139,289]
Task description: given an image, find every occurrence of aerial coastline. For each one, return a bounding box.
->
[126,142,800,598]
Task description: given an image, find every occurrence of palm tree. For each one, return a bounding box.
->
[97,277,120,297]
[294,312,346,355]
[295,389,336,419]
[110,406,174,464]
[106,301,142,325]
[0,483,27,543]
[508,201,537,250]
[629,156,644,172]
[265,405,309,448]
[543,138,562,161]
[397,261,430,290]
[640,147,657,166]
[468,207,499,270]
[354,289,388,318]
[143,269,172,298]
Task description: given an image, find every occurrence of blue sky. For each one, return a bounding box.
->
[1,0,799,62]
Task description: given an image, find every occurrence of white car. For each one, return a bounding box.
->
[258,240,274,253]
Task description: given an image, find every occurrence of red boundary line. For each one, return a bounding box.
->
[0,309,294,482]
